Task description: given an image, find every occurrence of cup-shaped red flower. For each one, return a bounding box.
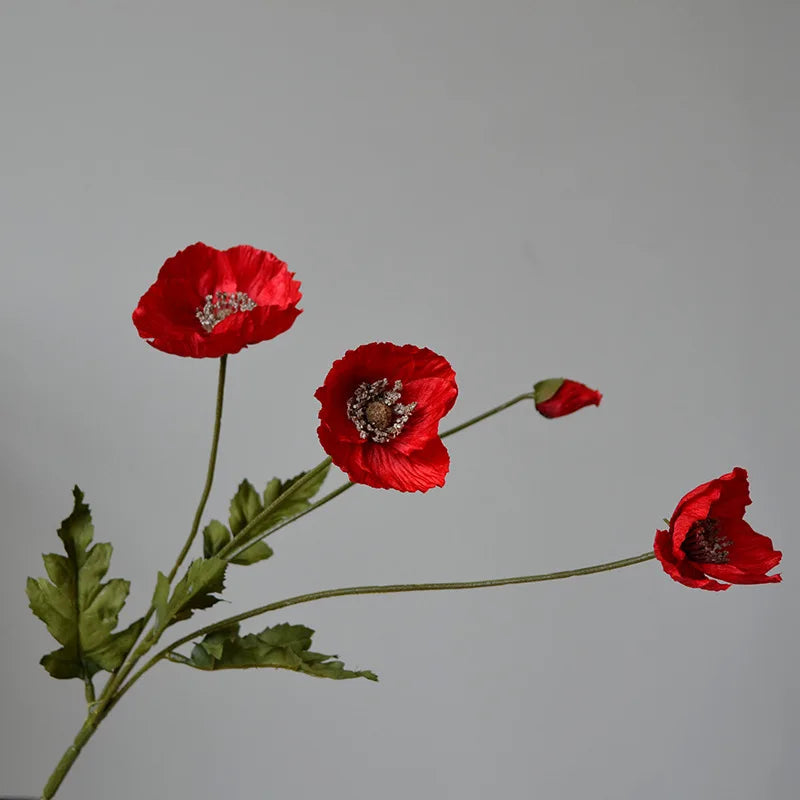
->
[315,343,458,492]
[654,468,782,591]
[533,378,602,418]
[132,242,302,357]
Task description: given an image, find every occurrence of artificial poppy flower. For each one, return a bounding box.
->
[315,342,458,492]
[533,378,602,418]
[653,468,782,591]
[132,242,302,358]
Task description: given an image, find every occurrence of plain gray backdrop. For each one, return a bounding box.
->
[1,2,797,798]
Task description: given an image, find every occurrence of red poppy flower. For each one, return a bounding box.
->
[653,468,782,591]
[315,343,458,492]
[132,242,302,358]
[533,378,602,419]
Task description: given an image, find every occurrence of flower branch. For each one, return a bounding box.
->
[111,550,658,707]
[26,241,782,800]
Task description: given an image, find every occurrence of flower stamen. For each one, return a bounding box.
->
[681,518,732,564]
[347,378,417,443]
[195,290,257,333]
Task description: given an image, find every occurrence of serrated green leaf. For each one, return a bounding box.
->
[262,478,282,507]
[256,464,331,532]
[202,519,231,558]
[88,618,145,671]
[41,618,146,678]
[229,480,263,536]
[26,486,139,681]
[178,622,377,681]
[230,541,273,566]
[217,465,330,566]
[282,465,331,504]
[152,571,170,631]
[164,557,227,627]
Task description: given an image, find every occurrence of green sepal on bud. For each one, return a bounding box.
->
[532,378,565,405]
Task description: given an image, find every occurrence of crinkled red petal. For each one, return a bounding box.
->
[315,342,457,492]
[132,242,302,358]
[653,529,730,591]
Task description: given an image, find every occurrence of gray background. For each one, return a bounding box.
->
[1,2,797,798]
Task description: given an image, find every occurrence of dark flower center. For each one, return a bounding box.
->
[681,518,732,564]
[347,378,417,443]
[195,290,257,333]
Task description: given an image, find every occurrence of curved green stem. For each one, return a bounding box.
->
[168,354,228,581]
[440,392,534,439]
[38,387,538,797]
[112,550,656,707]
[100,355,229,698]
[40,356,229,799]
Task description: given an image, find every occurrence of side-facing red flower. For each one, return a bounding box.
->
[132,242,302,357]
[533,378,602,418]
[654,468,782,591]
[315,343,458,492]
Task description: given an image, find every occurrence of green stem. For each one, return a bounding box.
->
[440,392,534,439]
[101,354,229,696]
[41,714,100,799]
[216,456,332,561]
[225,392,536,561]
[113,551,656,706]
[168,353,228,581]
[39,356,230,799]
[38,388,537,796]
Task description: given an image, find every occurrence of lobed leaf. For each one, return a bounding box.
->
[179,622,377,681]
[202,517,273,566]
[26,487,141,680]
[162,557,227,628]
[208,466,330,566]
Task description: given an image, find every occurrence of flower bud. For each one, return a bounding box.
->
[533,378,602,419]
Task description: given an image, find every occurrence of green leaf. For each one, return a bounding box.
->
[179,622,377,681]
[164,557,227,627]
[219,465,330,563]
[229,480,263,537]
[203,517,273,566]
[40,618,145,678]
[152,571,170,630]
[26,486,141,680]
[202,519,230,558]
[257,464,331,531]
[280,466,331,505]
[230,541,273,566]
[262,477,282,507]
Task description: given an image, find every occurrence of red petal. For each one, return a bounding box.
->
[653,528,730,591]
[315,342,457,491]
[535,380,602,419]
[707,467,751,522]
[132,242,302,358]
[700,562,782,585]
